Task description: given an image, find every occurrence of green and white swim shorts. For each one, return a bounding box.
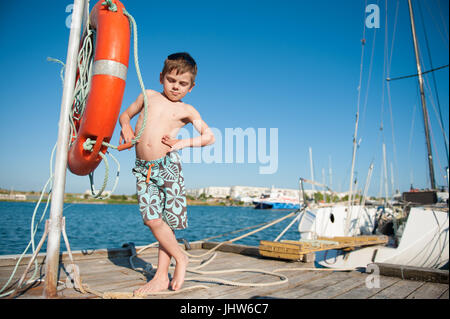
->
[132,152,187,230]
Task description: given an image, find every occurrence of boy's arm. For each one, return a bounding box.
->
[162,105,215,150]
[119,93,145,145]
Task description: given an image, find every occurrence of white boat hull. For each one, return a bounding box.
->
[299,205,449,269]
[298,205,381,239]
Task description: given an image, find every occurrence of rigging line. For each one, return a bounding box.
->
[386,81,398,193]
[386,0,400,193]
[424,0,449,50]
[345,0,368,197]
[428,118,445,185]
[408,104,417,186]
[378,0,389,142]
[422,74,449,160]
[356,0,368,118]
[386,64,449,81]
[418,0,449,167]
[365,1,393,186]
[347,0,368,213]
[387,0,400,72]
[360,4,378,137]
[436,0,449,41]
[379,0,391,134]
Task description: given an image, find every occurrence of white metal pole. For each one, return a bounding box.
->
[328,155,332,190]
[44,0,85,298]
[362,163,374,208]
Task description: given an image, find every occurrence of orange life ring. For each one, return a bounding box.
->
[68,0,130,176]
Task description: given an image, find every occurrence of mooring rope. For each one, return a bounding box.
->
[81,212,297,298]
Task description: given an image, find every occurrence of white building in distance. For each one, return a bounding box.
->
[186,185,322,202]
[187,185,351,204]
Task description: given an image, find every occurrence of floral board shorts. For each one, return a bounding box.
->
[132,152,187,230]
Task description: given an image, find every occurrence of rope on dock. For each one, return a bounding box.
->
[74,212,297,298]
[3,208,357,299]
[77,211,332,299]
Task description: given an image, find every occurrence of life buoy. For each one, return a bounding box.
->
[68,0,130,176]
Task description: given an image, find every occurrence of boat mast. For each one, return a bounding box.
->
[407,0,436,190]
[44,0,86,297]
[309,147,315,192]
[328,155,333,190]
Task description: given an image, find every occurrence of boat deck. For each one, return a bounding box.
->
[1,241,448,299]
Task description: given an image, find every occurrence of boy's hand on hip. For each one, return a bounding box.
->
[161,135,182,151]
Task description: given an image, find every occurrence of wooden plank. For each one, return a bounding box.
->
[205,259,296,299]
[439,289,449,299]
[406,282,450,299]
[258,250,302,261]
[58,260,140,284]
[259,235,388,260]
[0,247,132,268]
[83,276,145,293]
[299,272,367,299]
[0,264,42,282]
[222,269,331,299]
[0,241,202,267]
[373,263,449,284]
[335,275,401,299]
[202,242,260,257]
[260,240,303,250]
[265,271,348,299]
[369,280,425,299]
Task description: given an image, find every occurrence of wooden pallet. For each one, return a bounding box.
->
[259,235,388,261]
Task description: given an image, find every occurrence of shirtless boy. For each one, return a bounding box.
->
[119,52,215,294]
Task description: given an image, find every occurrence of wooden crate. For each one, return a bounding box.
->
[259,235,388,261]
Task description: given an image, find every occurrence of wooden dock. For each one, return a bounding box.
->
[1,241,448,300]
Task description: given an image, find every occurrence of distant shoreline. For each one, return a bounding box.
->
[0,198,249,207]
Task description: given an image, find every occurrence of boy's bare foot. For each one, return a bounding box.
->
[134,275,170,296]
[170,254,189,291]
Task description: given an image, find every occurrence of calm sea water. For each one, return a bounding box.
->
[0,201,301,256]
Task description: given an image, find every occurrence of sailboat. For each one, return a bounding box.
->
[296,0,449,270]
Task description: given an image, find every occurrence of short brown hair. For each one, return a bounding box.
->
[161,52,197,83]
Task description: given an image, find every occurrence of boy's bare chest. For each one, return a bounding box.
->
[148,103,189,125]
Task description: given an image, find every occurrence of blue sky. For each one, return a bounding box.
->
[0,0,448,197]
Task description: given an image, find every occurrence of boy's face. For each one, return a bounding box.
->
[160,69,195,102]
